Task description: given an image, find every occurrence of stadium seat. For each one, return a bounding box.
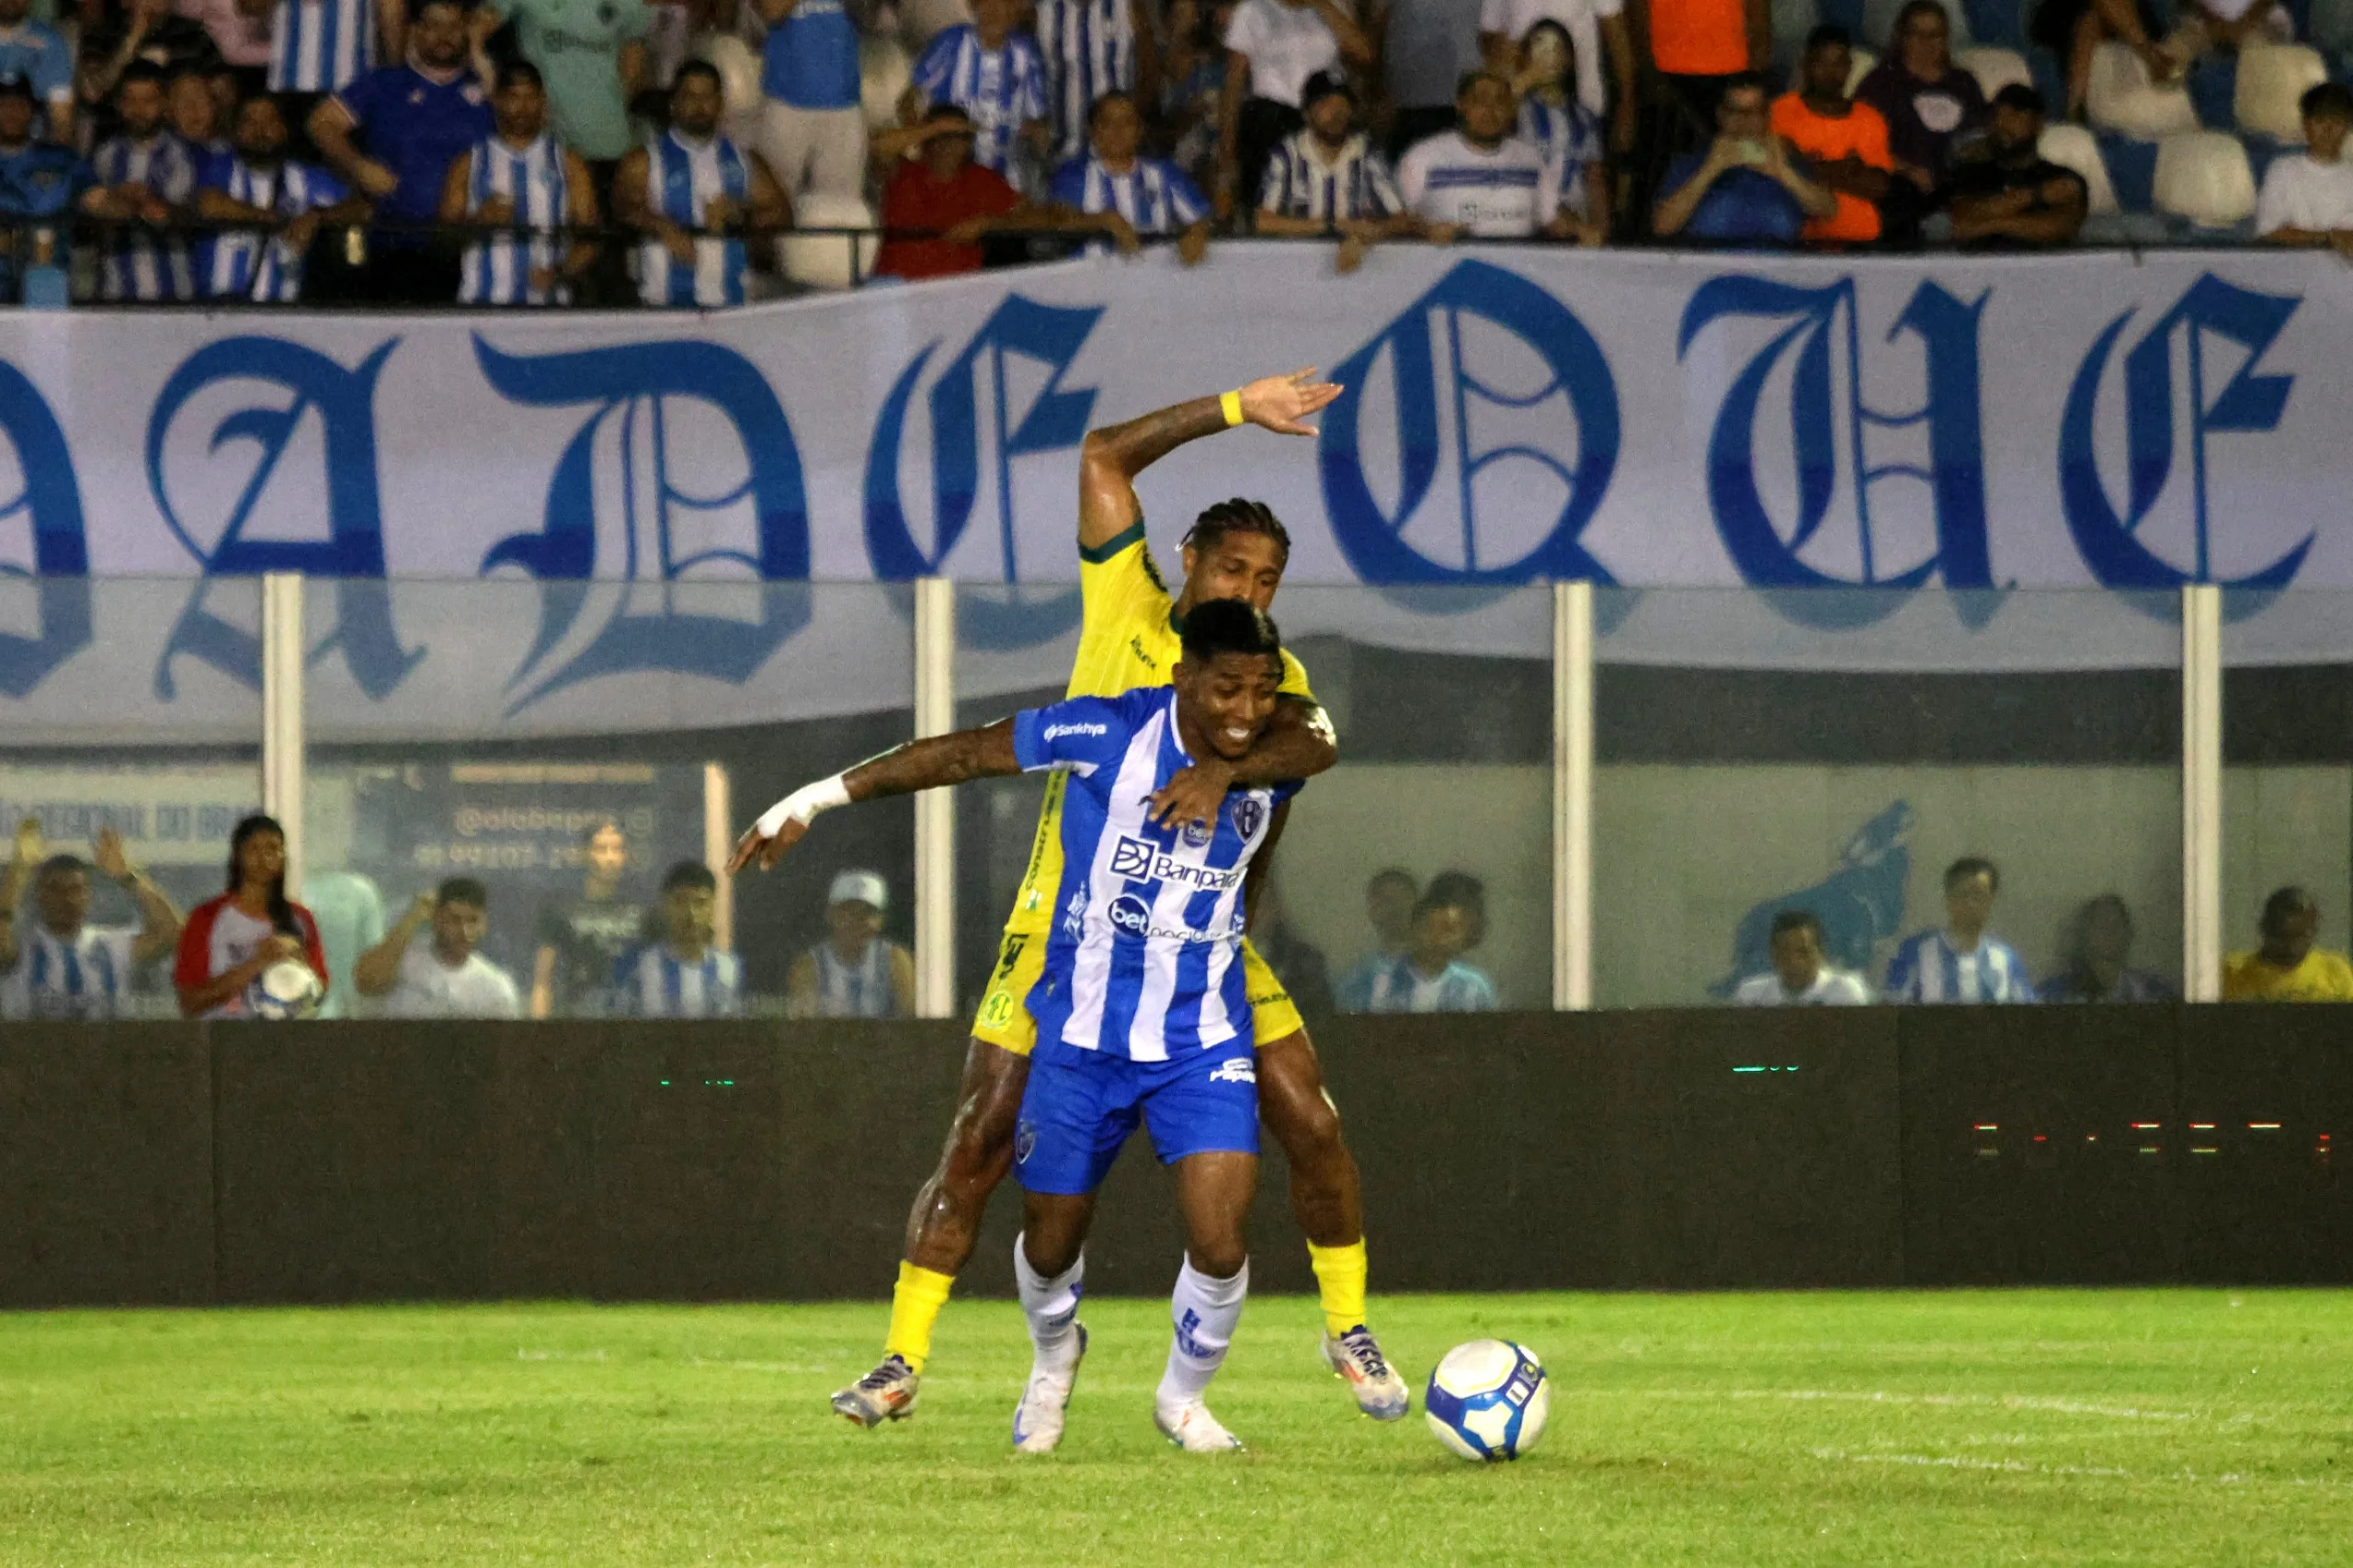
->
[2096,128,2162,206]
[1957,44,2035,97]
[1861,0,1973,49]
[2153,128,2258,223]
[860,31,914,133]
[2235,41,2329,139]
[2039,122,2120,211]
[781,195,880,290]
[2086,40,2201,137]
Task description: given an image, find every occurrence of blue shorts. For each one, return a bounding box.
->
[1014,1038,1260,1196]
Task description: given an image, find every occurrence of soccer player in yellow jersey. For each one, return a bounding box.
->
[811,369,1407,1427]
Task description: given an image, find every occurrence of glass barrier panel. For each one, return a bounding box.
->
[0,575,266,1020]
[301,578,915,1021]
[1595,588,2184,1008]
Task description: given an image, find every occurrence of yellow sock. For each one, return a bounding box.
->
[1306,1240,1369,1339]
[883,1262,955,1373]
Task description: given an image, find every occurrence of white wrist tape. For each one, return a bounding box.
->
[754,775,850,838]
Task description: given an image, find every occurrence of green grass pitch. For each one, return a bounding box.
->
[5,1290,2351,1565]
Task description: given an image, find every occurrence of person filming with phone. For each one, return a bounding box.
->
[1651,71,1836,244]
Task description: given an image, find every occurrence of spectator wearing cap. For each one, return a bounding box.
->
[1733,910,1871,1005]
[1049,89,1212,264]
[196,92,369,299]
[309,0,494,303]
[615,60,789,308]
[786,868,914,1019]
[611,859,742,1018]
[872,103,1056,278]
[1948,83,2082,248]
[1216,0,1373,217]
[905,0,1051,186]
[441,58,598,305]
[0,819,183,1023]
[1510,22,1609,235]
[81,61,205,300]
[2222,886,2353,1002]
[0,71,85,290]
[0,0,74,144]
[353,877,524,1017]
[1256,69,1408,269]
[1398,69,1598,242]
[1034,0,1160,168]
[1770,24,1893,247]
[2256,83,2353,254]
[752,0,867,207]
[1652,70,1835,245]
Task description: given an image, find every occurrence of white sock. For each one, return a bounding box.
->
[1156,1256,1249,1409]
[1014,1234,1085,1364]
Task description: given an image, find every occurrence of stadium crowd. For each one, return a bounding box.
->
[0,0,2347,303]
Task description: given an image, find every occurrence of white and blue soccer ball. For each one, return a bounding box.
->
[1425,1339,1550,1462]
[247,959,324,1020]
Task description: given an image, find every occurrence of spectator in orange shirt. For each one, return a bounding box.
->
[1769,24,1893,245]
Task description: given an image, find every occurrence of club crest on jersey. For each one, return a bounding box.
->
[1206,1056,1256,1085]
[1230,796,1267,841]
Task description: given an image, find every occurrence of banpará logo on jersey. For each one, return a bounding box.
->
[1206,1057,1256,1085]
[1042,721,1108,742]
[1108,835,1245,891]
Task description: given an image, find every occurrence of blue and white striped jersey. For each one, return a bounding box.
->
[806,938,905,1018]
[91,132,199,301]
[610,943,743,1018]
[636,128,750,307]
[458,131,574,305]
[1883,929,2036,1004]
[1,924,138,1021]
[1049,151,1206,242]
[1518,94,1603,216]
[269,0,374,94]
[1257,128,1400,224]
[203,156,347,301]
[1013,687,1302,1062]
[1034,0,1138,163]
[1360,956,1497,1014]
[910,24,1050,176]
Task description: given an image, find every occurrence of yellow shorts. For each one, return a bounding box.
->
[970,926,1305,1056]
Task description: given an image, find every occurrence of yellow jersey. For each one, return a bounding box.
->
[2222,948,2353,1002]
[999,519,1316,936]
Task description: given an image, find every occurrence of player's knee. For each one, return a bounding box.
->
[1187,1239,1248,1280]
[1270,1090,1345,1170]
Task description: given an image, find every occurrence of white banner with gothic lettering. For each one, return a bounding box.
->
[1,241,2349,738]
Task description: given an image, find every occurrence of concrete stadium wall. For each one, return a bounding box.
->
[2,1010,2347,1309]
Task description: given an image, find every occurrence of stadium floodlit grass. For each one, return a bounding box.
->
[6,1291,2353,1565]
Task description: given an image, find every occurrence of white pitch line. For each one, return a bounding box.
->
[1813,1449,2353,1493]
[515,1348,608,1362]
[1618,1388,2202,1422]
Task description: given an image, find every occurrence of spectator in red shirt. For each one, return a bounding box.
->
[873,103,1059,279]
[174,812,329,1019]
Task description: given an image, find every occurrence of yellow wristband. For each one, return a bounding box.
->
[1220,389,1245,427]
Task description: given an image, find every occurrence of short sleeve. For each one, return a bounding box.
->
[295,907,329,983]
[1395,140,1429,209]
[1276,648,1316,705]
[493,969,524,1017]
[172,904,214,990]
[334,71,378,129]
[1165,163,1208,222]
[1365,150,1402,216]
[2255,163,2294,233]
[1768,93,1802,142]
[1257,143,1290,212]
[307,166,350,208]
[1011,694,1132,774]
[1222,0,1264,56]
[1854,103,1893,168]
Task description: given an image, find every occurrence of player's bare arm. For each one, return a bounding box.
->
[729,722,1022,874]
[1076,368,1343,550]
[1147,697,1336,830]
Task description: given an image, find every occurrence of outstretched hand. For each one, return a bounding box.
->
[1237,367,1343,437]
[726,816,807,876]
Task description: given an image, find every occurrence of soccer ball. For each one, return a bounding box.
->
[1425,1339,1550,1462]
[248,959,323,1020]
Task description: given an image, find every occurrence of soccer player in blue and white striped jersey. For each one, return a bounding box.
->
[440,60,597,305]
[906,0,1051,182]
[1049,91,1211,262]
[79,62,203,301]
[733,598,1309,1454]
[609,860,742,1019]
[195,96,366,301]
[614,61,788,308]
[1033,0,1157,165]
[0,823,183,1023]
[1883,856,2037,1004]
[269,0,397,96]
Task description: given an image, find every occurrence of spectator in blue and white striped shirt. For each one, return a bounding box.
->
[1883,856,2036,1004]
[1034,0,1158,165]
[266,0,400,97]
[1048,90,1211,263]
[610,859,742,1018]
[905,0,1051,184]
[614,61,788,308]
[1254,71,1410,271]
[195,95,368,300]
[439,59,597,305]
[79,62,204,300]
[0,821,184,1023]
[1360,884,1499,1014]
[1512,21,1610,233]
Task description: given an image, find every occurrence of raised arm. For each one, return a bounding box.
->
[354,892,433,997]
[93,828,181,966]
[730,720,1024,872]
[1076,368,1342,549]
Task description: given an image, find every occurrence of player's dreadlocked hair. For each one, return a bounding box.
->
[1183,498,1290,563]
